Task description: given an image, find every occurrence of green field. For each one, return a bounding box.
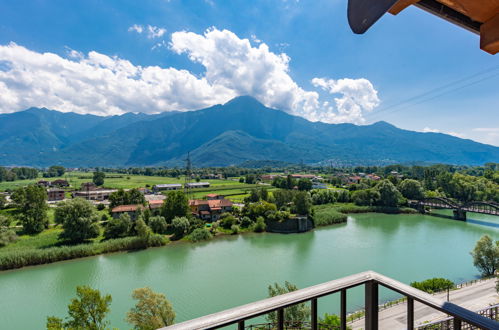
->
[0,172,245,191]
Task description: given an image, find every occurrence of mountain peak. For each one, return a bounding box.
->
[224,95,265,107]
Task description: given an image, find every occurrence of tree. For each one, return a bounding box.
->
[297,178,312,191]
[375,180,403,207]
[398,179,424,200]
[189,228,212,242]
[470,235,499,276]
[46,165,65,177]
[109,188,145,209]
[55,198,100,243]
[161,191,189,223]
[293,191,312,215]
[266,281,310,326]
[93,171,105,186]
[352,189,380,206]
[47,286,112,330]
[0,215,17,247]
[104,213,132,239]
[171,216,189,239]
[126,287,175,330]
[11,185,48,234]
[0,194,6,209]
[135,216,152,240]
[149,216,168,234]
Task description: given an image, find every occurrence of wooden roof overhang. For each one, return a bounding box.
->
[347,0,499,54]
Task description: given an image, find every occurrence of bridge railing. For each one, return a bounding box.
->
[160,271,499,330]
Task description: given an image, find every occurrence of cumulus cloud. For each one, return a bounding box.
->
[0,28,379,123]
[128,24,166,39]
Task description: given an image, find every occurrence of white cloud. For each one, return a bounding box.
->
[312,78,379,123]
[0,28,380,123]
[471,128,499,146]
[128,24,166,39]
[128,24,143,34]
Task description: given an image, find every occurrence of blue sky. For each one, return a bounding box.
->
[0,0,498,146]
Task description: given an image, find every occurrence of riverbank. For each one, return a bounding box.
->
[0,203,417,271]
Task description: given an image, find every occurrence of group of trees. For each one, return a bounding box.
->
[108,188,146,209]
[0,167,38,182]
[47,286,175,330]
[272,176,313,191]
[43,166,65,178]
[351,179,406,207]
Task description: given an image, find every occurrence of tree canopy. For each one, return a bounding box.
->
[55,198,100,243]
[11,185,48,234]
[126,287,175,330]
[471,235,499,276]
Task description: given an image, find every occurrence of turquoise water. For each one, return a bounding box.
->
[0,212,497,329]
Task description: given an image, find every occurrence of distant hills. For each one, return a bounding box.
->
[1,96,498,167]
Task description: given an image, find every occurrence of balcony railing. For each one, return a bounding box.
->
[160,271,499,330]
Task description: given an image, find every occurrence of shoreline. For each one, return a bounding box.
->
[0,207,417,272]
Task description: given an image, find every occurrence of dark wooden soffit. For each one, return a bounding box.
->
[347,0,499,54]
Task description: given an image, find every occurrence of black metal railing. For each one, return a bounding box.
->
[160,271,499,330]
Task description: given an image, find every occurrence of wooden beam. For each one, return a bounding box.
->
[481,13,499,54]
[388,0,419,15]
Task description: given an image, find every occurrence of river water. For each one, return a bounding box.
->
[0,212,497,329]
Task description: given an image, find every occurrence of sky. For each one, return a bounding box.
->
[0,0,498,146]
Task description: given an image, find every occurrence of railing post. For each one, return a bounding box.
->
[311,298,318,330]
[277,308,284,330]
[341,289,347,330]
[453,317,462,330]
[238,320,245,330]
[365,281,378,330]
[407,297,414,330]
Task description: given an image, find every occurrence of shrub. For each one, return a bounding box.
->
[171,216,190,239]
[253,216,266,232]
[0,228,17,247]
[96,204,106,211]
[219,214,237,229]
[410,278,454,293]
[230,224,239,234]
[149,216,168,234]
[189,228,212,242]
[240,216,253,228]
[104,213,132,239]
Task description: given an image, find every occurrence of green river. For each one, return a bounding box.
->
[0,212,498,329]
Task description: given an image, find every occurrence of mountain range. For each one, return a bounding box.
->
[0,96,498,167]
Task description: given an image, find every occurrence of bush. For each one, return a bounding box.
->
[149,216,168,234]
[0,228,17,247]
[189,228,213,242]
[104,213,132,239]
[253,216,266,232]
[231,224,240,234]
[171,216,190,239]
[96,204,106,211]
[0,236,168,270]
[410,278,454,293]
[240,216,253,228]
[219,214,237,229]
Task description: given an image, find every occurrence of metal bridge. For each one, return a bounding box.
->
[410,197,499,220]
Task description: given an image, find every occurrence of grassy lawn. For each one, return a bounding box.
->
[0,172,247,191]
[1,228,62,252]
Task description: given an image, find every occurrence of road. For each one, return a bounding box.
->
[350,278,498,329]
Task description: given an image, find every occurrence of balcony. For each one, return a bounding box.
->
[161,271,499,330]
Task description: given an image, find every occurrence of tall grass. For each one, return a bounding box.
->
[0,235,167,271]
[313,208,347,227]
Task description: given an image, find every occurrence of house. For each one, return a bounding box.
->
[111,204,145,219]
[73,189,117,201]
[185,182,210,189]
[81,182,97,191]
[153,184,182,192]
[189,198,233,221]
[366,174,381,181]
[201,173,224,180]
[47,188,65,201]
[260,175,279,181]
[37,180,51,187]
[347,176,362,184]
[148,199,164,210]
[206,193,224,200]
[51,179,69,187]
